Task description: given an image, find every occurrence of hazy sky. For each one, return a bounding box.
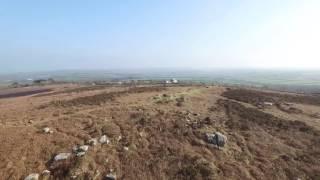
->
[1,0,320,73]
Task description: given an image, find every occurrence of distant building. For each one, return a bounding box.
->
[165,79,179,84]
[165,78,179,84]
[10,82,20,88]
[48,78,55,83]
[33,78,56,85]
[33,79,47,84]
[171,78,178,84]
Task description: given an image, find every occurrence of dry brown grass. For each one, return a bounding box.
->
[0,85,319,179]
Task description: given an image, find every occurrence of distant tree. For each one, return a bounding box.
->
[33,79,45,84]
[10,82,19,88]
[48,78,55,83]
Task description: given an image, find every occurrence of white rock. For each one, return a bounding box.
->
[215,132,227,147]
[117,136,122,141]
[24,173,39,180]
[76,151,86,157]
[139,132,144,137]
[88,138,98,146]
[78,145,89,152]
[93,170,101,179]
[54,153,71,161]
[206,133,216,143]
[264,102,273,106]
[72,146,79,153]
[105,173,116,180]
[43,127,50,133]
[99,135,110,144]
[206,132,227,148]
[42,170,50,176]
[124,147,129,151]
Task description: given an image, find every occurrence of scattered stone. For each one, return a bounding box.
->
[206,132,227,148]
[99,135,110,144]
[70,170,82,179]
[88,138,98,146]
[139,132,147,138]
[42,170,50,176]
[93,170,101,179]
[43,127,50,133]
[54,153,71,161]
[264,102,273,106]
[124,147,129,151]
[78,145,89,152]
[117,136,122,141]
[73,145,88,152]
[105,173,116,180]
[24,173,39,180]
[73,145,89,157]
[76,151,86,157]
[72,146,79,153]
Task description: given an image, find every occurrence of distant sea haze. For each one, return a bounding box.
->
[0,69,320,93]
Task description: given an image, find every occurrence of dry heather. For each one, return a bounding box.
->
[34,85,111,97]
[218,99,320,179]
[0,85,319,180]
[222,88,320,106]
[0,88,52,99]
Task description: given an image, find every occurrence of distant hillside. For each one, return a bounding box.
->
[1,69,320,93]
